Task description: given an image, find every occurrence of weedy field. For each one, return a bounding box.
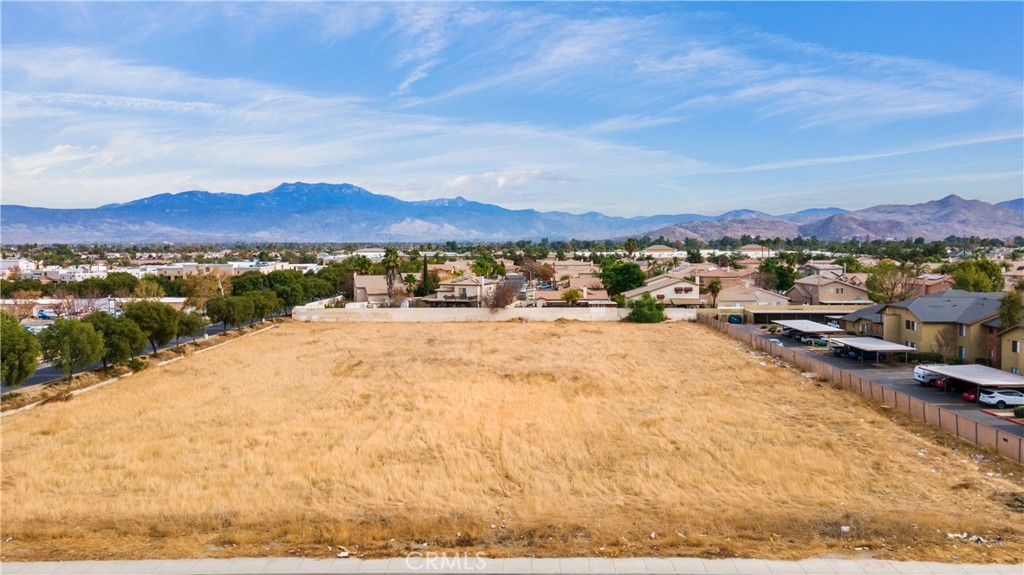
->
[1,320,1022,562]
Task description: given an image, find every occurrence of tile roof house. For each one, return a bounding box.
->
[839,303,886,338]
[786,275,872,305]
[712,283,791,308]
[353,273,406,304]
[621,274,701,307]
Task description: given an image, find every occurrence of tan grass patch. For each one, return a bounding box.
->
[1,321,1022,562]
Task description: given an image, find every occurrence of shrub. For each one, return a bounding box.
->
[126,358,147,372]
[626,293,666,323]
[1014,406,1024,419]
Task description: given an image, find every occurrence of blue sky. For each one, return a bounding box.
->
[2,1,1022,217]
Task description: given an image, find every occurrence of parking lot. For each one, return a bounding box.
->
[747,326,1024,440]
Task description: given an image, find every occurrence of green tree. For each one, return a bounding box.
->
[39,318,105,380]
[627,293,666,323]
[1,311,40,387]
[177,311,208,343]
[707,278,723,307]
[998,290,1023,330]
[624,238,638,258]
[685,248,704,264]
[103,272,141,297]
[757,258,797,293]
[206,296,254,331]
[561,288,582,306]
[382,247,401,299]
[244,289,280,321]
[122,300,180,354]
[866,262,916,303]
[952,259,1003,292]
[82,312,147,368]
[598,261,646,297]
[274,284,305,313]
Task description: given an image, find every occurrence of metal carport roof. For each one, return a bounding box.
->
[772,320,844,333]
[830,337,916,352]
[915,364,1024,388]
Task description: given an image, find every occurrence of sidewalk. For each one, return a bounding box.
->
[3,556,1021,575]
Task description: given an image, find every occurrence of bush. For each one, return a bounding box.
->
[905,351,944,364]
[126,358,147,372]
[626,293,665,323]
[1014,406,1024,419]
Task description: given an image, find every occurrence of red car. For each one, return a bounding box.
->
[962,389,979,403]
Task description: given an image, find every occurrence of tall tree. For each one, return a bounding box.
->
[177,311,208,343]
[707,278,723,308]
[122,301,180,354]
[382,247,401,299]
[624,238,638,259]
[132,278,166,300]
[598,261,646,297]
[952,259,1004,292]
[1,311,40,387]
[757,258,796,293]
[183,272,231,312]
[39,318,105,380]
[82,312,147,368]
[866,262,916,303]
[998,290,1023,330]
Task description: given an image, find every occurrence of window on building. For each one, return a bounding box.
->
[859,324,867,334]
[1012,340,1020,353]
[905,320,917,331]
[835,287,844,294]
[958,324,967,337]
[656,294,665,300]
[958,346,966,359]
[1012,367,1021,375]
[905,341,917,349]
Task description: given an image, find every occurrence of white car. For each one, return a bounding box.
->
[768,338,784,347]
[913,365,946,386]
[977,389,1024,409]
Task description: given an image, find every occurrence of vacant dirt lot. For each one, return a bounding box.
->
[1,321,1022,562]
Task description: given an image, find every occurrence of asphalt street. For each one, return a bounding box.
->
[747,327,1024,439]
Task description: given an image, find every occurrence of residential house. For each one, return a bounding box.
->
[798,261,845,277]
[712,283,790,308]
[353,274,406,304]
[640,245,681,260]
[839,303,886,338]
[621,275,701,307]
[738,244,773,259]
[786,275,871,305]
[908,274,954,297]
[879,290,1003,361]
[994,322,1024,375]
[423,275,496,307]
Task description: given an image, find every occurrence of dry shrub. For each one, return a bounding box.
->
[1,322,1022,562]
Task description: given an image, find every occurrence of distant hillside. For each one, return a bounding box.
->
[1,183,1019,243]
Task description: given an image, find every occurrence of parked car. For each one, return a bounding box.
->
[830,345,848,357]
[961,389,979,403]
[913,365,947,386]
[827,320,841,328]
[978,389,1024,409]
[801,335,828,347]
[768,338,784,347]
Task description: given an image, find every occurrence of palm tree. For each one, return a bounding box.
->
[707,278,723,308]
[382,248,401,300]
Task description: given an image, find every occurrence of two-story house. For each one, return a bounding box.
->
[879,289,1003,362]
[785,275,871,305]
[621,274,701,307]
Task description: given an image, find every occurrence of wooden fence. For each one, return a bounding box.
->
[697,316,1024,464]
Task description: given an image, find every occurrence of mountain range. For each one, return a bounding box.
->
[1,182,1020,244]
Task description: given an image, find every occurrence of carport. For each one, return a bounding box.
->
[829,337,915,364]
[915,364,1024,396]
[771,319,844,335]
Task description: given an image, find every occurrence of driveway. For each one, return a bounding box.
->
[743,326,1024,440]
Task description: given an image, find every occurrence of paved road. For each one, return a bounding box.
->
[2,317,274,395]
[746,328,1024,439]
[2,556,1020,575]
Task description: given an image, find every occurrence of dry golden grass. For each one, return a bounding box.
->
[2,321,1022,562]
